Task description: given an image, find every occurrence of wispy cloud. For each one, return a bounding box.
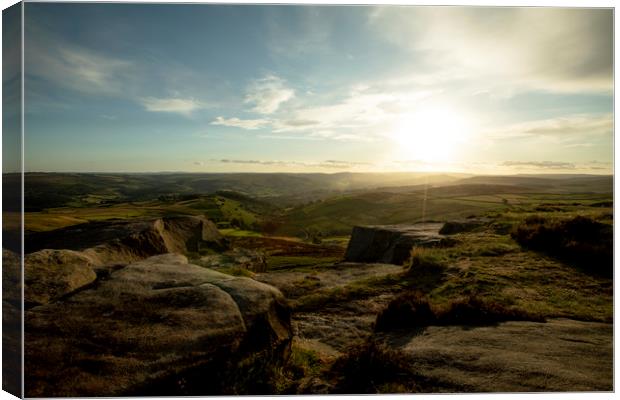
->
[244,75,295,114]
[215,81,437,143]
[26,37,134,95]
[370,8,612,94]
[139,97,204,116]
[501,161,576,169]
[265,7,333,58]
[211,116,270,130]
[486,113,612,139]
[217,158,372,170]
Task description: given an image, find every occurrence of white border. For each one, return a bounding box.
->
[0,1,616,400]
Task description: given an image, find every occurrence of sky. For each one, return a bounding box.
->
[19,3,613,174]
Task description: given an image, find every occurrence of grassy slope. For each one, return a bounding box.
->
[21,193,272,233]
[290,200,613,322]
[275,183,613,237]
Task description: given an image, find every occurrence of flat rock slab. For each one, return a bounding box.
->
[25,254,292,397]
[378,318,613,392]
[344,223,445,265]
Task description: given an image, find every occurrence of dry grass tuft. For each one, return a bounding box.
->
[512,215,612,276]
[375,292,544,332]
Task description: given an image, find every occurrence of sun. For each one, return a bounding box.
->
[390,106,471,164]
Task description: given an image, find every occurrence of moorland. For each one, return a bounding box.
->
[3,171,613,395]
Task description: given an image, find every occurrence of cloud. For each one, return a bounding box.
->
[217,82,436,143]
[320,160,372,169]
[211,116,270,130]
[217,159,372,170]
[265,7,333,58]
[487,113,612,139]
[193,161,204,166]
[501,161,576,169]
[26,36,134,95]
[244,75,294,114]
[370,8,612,93]
[254,85,433,140]
[282,119,320,127]
[140,97,204,116]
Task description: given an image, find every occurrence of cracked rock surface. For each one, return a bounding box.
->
[25,253,292,397]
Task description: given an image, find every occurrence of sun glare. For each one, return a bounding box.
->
[390,107,471,164]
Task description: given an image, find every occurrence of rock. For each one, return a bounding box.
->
[25,253,292,397]
[3,249,21,304]
[26,216,227,262]
[375,318,612,391]
[24,216,228,305]
[2,249,22,396]
[25,249,97,306]
[344,223,445,265]
[198,248,267,273]
[439,218,490,235]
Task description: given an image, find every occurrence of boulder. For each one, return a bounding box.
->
[344,223,445,265]
[25,249,97,306]
[25,216,227,260]
[2,249,22,396]
[24,216,228,305]
[25,253,292,397]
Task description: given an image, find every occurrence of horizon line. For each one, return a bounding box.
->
[3,170,613,176]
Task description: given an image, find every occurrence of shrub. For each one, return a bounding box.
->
[375,292,435,332]
[512,215,612,276]
[329,340,416,393]
[434,296,544,325]
[375,293,543,332]
[407,248,445,271]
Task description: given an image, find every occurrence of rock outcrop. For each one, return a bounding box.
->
[2,249,22,396]
[375,318,612,391]
[344,223,445,265]
[24,216,228,305]
[25,253,292,397]
[26,215,227,260]
[25,249,97,306]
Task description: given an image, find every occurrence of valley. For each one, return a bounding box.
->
[5,172,614,395]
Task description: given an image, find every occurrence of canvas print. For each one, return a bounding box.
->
[1,2,614,397]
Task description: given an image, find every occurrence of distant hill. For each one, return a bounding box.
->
[11,172,612,213]
[452,175,612,193]
[18,172,466,210]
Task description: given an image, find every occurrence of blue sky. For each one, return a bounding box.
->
[22,4,613,173]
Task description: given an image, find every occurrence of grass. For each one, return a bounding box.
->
[375,293,544,332]
[407,248,447,272]
[267,256,341,271]
[216,266,256,278]
[329,339,424,394]
[219,228,263,237]
[292,274,405,312]
[511,215,612,276]
[293,213,613,323]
